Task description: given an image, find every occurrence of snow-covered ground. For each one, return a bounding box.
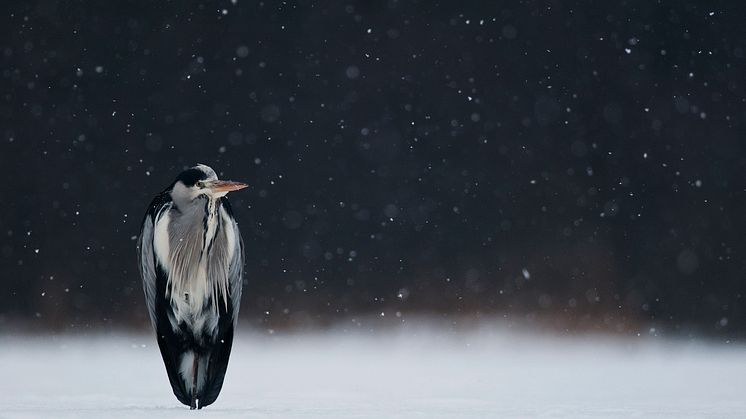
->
[2,325,745,418]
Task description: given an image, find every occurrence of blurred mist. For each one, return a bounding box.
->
[1,1,745,336]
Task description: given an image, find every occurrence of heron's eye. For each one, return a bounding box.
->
[196,181,204,188]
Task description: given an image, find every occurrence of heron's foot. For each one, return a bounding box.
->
[191,352,200,409]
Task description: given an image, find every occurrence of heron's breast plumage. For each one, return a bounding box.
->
[153,198,235,338]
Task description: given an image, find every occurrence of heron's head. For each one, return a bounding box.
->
[170,164,248,205]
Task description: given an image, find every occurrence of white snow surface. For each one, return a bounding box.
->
[1,325,745,418]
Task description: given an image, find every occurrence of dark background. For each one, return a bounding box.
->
[2,0,745,336]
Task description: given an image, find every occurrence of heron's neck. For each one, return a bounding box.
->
[199,197,221,259]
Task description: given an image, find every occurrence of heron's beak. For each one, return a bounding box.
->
[206,180,248,193]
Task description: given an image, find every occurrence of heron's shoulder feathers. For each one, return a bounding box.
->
[144,191,173,220]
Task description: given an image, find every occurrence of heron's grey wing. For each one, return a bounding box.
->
[228,218,244,324]
[138,193,191,406]
[137,210,158,328]
[199,198,244,408]
[137,192,172,329]
[221,197,244,324]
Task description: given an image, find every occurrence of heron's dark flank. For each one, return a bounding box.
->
[137,164,247,409]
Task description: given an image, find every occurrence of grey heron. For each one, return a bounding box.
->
[137,164,247,409]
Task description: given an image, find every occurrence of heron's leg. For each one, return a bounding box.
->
[190,353,199,410]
